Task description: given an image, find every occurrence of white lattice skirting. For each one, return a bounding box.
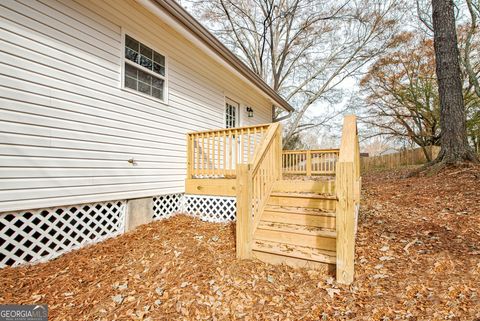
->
[0,201,126,268]
[153,193,183,220]
[153,193,236,223]
[183,195,236,223]
[1,194,236,268]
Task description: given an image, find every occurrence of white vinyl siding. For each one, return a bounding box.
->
[0,0,273,212]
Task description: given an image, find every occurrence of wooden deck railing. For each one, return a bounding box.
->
[335,115,361,284]
[282,149,339,175]
[186,124,271,178]
[236,123,282,259]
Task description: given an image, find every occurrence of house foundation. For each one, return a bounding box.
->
[125,197,154,232]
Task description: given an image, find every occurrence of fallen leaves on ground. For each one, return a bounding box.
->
[1,167,479,320]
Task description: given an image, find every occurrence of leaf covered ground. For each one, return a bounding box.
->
[1,167,479,320]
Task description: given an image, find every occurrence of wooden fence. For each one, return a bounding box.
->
[361,146,440,172]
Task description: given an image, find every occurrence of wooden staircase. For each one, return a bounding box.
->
[235,115,361,284]
[252,179,337,269]
[186,115,361,284]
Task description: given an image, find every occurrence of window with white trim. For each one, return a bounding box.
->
[124,35,166,101]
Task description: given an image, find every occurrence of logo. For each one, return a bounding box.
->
[0,305,48,321]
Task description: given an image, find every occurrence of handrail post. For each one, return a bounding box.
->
[335,115,359,285]
[336,161,355,284]
[236,164,252,259]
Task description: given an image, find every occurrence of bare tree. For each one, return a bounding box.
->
[431,0,477,164]
[359,32,441,161]
[188,0,403,146]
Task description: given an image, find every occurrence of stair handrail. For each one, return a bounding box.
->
[250,123,282,230]
[335,115,361,285]
[236,123,282,259]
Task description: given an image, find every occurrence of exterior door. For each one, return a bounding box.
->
[225,98,239,128]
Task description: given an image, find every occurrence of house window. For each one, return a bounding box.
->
[225,99,239,128]
[124,35,166,101]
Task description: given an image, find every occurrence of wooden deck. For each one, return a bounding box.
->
[185,116,361,284]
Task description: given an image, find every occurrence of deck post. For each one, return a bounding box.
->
[236,164,252,259]
[186,134,193,179]
[335,161,355,284]
[306,150,312,176]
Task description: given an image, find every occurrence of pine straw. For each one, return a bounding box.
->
[1,167,479,320]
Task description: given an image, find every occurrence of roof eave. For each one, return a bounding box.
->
[139,0,294,113]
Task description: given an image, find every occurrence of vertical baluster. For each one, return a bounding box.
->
[212,132,215,176]
[291,153,294,172]
[321,152,324,173]
[228,131,235,172]
[290,153,295,174]
[328,152,332,173]
[312,152,316,173]
[195,134,200,177]
[329,152,332,173]
[298,153,301,173]
[287,153,292,172]
[212,132,215,175]
[212,132,216,177]
[200,133,205,175]
[234,129,239,167]
[295,153,300,171]
[325,152,328,173]
[247,128,251,163]
[194,135,198,176]
[216,131,221,177]
[223,131,226,176]
[253,127,257,159]
[240,129,244,164]
[214,132,217,175]
[206,132,211,176]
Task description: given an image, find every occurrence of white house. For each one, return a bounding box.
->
[0,0,293,267]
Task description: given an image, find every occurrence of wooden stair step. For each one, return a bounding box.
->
[252,239,336,264]
[269,192,336,199]
[273,180,335,194]
[254,222,336,251]
[263,205,335,216]
[257,221,336,238]
[262,208,336,229]
[267,193,336,210]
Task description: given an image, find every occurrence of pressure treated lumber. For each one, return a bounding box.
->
[252,239,336,264]
[235,164,252,259]
[185,178,236,196]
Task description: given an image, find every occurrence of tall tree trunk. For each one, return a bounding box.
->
[431,0,477,164]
